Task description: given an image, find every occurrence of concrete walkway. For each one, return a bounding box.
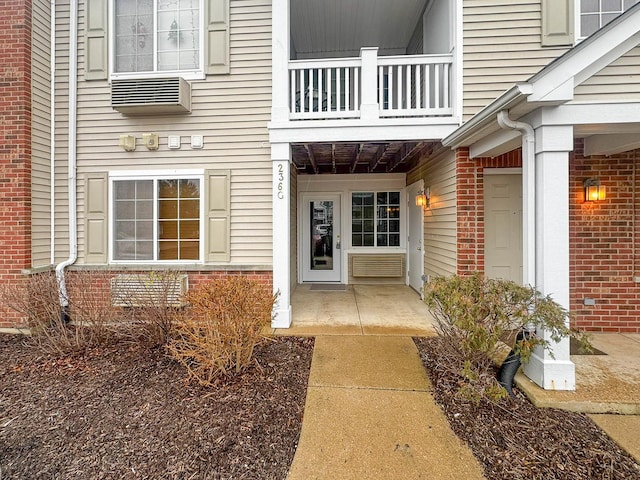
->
[286,336,485,480]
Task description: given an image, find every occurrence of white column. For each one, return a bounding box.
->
[271,142,292,328]
[360,47,380,121]
[523,124,575,390]
[271,0,290,123]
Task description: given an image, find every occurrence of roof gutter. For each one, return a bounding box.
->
[442,83,532,149]
[55,0,78,318]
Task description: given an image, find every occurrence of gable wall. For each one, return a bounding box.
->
[573,46,640,101]
[462,0,567,119]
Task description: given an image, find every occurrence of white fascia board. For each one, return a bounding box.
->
[469,128,522,159]
[525,102,640,128]
[268,121,459,143]
[527,6,640,103]
[584,133,640,156]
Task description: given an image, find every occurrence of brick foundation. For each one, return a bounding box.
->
[0,0,33,326]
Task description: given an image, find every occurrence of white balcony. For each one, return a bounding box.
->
[288,49,453,121]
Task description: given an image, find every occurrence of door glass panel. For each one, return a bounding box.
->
[310,200,333,271]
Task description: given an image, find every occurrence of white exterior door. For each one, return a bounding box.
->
[484,173,522,283]
[407,181,424,295]
[301,194,342,282]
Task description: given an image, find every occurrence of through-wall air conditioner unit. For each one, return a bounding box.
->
[111,77,192,114]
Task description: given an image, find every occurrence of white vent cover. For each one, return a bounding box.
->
[111,77,192,114]
[110,273,188,307]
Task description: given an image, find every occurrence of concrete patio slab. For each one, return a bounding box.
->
[515,333,640,414]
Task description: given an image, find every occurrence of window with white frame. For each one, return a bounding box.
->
[578,0,639,39]
[351,192,401,247]
[112,177,202,261]
[113,0,202,76]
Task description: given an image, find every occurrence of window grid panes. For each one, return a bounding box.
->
[351,191,400,247]
[113,178,201,261]
[115,0,201,74]
[579,0,639,38]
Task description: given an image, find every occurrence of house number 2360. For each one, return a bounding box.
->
[277,164,285,199]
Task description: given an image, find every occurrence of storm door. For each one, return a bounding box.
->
[301,195,341,282]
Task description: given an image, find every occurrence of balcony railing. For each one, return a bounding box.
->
[289,49,453,121]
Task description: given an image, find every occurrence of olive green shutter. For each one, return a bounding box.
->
[541,0,574,46]
[205,0,230,74]
[85,0,109,80]
[84,173,108,263]
[205,170,230,262]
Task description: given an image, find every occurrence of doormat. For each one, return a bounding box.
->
[309,284,346,291]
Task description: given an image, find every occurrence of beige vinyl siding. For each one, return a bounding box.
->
[31,0,52,267]
[573,46,640,101]
[71,0,272,267]
[54,1,70,264]
[463,0,568,119]
[407,150,457,279]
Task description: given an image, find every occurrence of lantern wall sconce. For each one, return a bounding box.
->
[584,178,606,202]
[415,187,431,210]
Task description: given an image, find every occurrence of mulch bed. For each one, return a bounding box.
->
[0,334,314,480]
[414,336,640,480]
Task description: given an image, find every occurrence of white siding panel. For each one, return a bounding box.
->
[574,46,640,101]
[407,150,457,278]
[73,0,273,267]
[463,0,568,119]
[32,0,53,267]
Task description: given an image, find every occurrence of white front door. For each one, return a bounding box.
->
[407,181,425,295]
[302,194,342,282]
[484,173,522,283]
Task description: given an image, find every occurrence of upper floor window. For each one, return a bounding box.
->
[113,0,203,77]
[578,0,640,39]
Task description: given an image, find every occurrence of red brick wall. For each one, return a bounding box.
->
[455,147,522,275]
[455,143,640,333]
[0,0,33,326]
[569,140,640,333]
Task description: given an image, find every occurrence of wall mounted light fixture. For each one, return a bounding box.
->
[584,178,606,202]
[415,187,430,210]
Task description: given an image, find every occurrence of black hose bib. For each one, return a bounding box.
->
[497,329,530,397]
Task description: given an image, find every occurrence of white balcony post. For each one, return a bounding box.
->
[272,0,290,122]
[523,124,575,390]
[271,142,292,328]
[360,47,380,121]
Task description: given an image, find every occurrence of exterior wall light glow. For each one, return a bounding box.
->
[584,178,606,202]
[415,187,431,210]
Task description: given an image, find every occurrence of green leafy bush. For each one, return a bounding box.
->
[166,276,276,386]
[423,273,589,401]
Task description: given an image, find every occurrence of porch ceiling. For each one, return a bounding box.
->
[291,141,440,175]
[290,0,428,58]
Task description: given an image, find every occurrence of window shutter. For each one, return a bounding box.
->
[205,170,231,262]
[84,173,108,263]
[541,0,574,46]
[84,0,109,80]
[205,0,230,74]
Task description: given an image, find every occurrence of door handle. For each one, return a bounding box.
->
[417,246,421,251]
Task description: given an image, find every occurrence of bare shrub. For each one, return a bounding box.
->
[114,270,187,347]
[0,271,119,355]
[167,276,276,386]
[423,273,590,402]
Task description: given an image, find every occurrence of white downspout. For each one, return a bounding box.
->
[55,0,78,315]
[497,110,535,289]
[50,0,56,265]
